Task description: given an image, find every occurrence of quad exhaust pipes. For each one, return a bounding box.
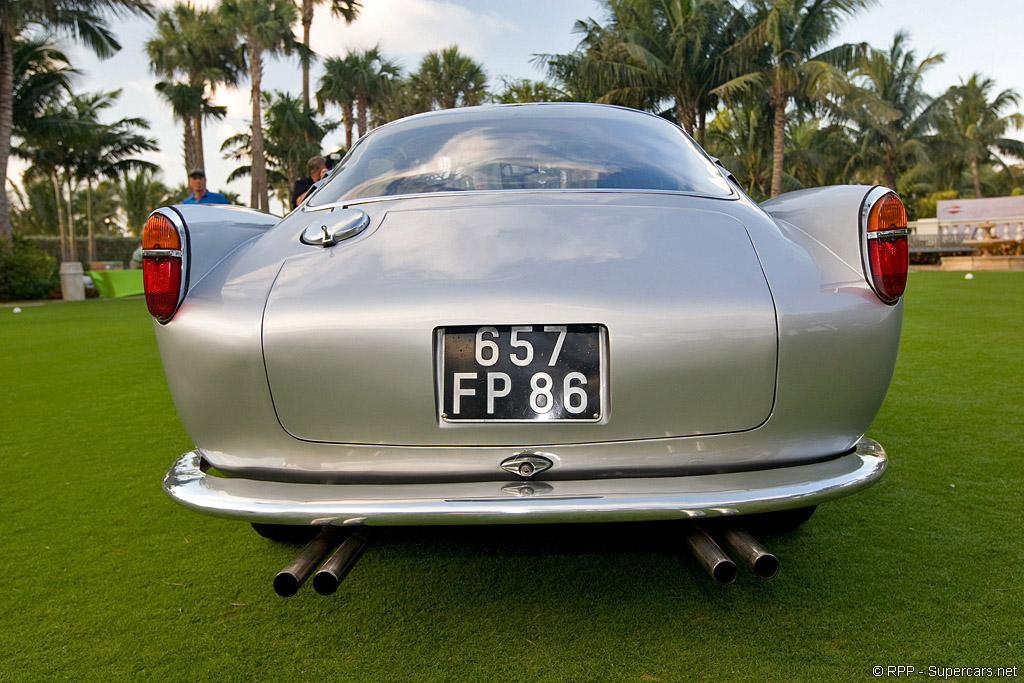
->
[273,521,773,595]
[686,523,779,584]
[274,527,371,597]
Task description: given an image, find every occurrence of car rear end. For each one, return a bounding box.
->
[150,104,901,532]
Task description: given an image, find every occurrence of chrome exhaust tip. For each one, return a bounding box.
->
[313,531,371,595]
[685,527,738,585]
[273,527,344,597]
[720,525,779,579]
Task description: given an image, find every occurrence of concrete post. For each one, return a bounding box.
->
[59,261,85,301]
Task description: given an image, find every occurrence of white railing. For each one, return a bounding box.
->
[909,217,1024,240]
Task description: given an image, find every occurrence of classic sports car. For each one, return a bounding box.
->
[147,103,907,591]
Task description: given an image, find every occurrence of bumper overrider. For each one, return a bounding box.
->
[162,438,886,526]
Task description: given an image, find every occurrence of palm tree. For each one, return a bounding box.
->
[8,176,62,236]
[493,78,565,104]
[19,90,155,261]
[67,91,157,261]
[845,31,943,190]
[16,97,90,261]
[319,47,401,144]
[558,0,743,145]
[10,37,76,138]
[222,91,334,213]
[716,0,874,197]
[147,2,241,176]
[220,0,300,212]
[784,114,853,188]
[935,74,1024,198]
[535,17,629,103]
[115,168,170,234]
[317,54,358,148]
[347,47,401,137]
[413,46,487,110]
[0,0,153,250]
[9,36,76,250]
[298,0,361,111]
[705,101,774,199]
[153,80,227,175]
[369,77,431,126]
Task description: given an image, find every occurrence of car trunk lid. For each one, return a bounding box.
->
[262,201,777,446]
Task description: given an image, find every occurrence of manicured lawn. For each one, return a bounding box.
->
[1,273,1021,682]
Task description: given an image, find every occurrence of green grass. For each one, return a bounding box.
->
[1,274,1021,682]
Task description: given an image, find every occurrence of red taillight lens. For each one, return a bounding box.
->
[865,193,908,303]
[142,214,184,320]
[868,236,908,302]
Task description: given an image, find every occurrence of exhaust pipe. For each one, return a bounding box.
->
[313,531,371,595]
[720,525,779,579]
[685,527,737,585]
[273,527,344,597]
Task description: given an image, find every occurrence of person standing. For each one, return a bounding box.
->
[182,169,229,205]
[291,156,328,209]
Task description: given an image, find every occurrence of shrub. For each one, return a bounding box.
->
[0,236,60,301]
[26,235,140,268]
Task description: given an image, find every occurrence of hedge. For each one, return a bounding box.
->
[25,235,140,270]
[0,236,60,301]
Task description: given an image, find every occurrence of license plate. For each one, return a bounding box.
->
[440,325,606,422]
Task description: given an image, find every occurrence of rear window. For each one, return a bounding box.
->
[308,104,733,205]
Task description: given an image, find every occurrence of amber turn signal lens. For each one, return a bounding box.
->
[143,214,181,250]
[867,193,907,232]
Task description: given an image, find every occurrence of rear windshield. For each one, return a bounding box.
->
[308,104,733,205]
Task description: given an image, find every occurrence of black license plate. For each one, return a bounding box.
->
[440,325,605,422]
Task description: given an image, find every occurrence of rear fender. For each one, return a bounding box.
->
[760,185,892,286]
[155,204,278,300]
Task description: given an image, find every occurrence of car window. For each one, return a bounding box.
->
[308,105,733,205]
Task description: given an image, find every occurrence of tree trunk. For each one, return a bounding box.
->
[342,102,353,149]
[87,180,95,263]
[66,170,77,263]
[0,30,15,251]
[248,43,268,211]
[675,103,692,136]
[971,157,983,198]
[52,171,66,261]
[302,0,314,111]
[192,112,205,172]
[884,166,898,192]
[697,110,706,149]
[770,96,786,198]
[357,96,368,138]
[182,118,197,178]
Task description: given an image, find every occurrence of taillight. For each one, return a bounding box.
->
[142,213,184,321]
[864,192,908,303]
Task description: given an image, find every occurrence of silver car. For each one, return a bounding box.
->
[145,103,907,589]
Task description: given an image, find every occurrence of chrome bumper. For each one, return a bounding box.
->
[162,438,886,526]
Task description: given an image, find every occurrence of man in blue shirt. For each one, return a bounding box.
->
[182,168,229,204]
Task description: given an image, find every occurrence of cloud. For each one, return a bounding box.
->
[308,0,517,69]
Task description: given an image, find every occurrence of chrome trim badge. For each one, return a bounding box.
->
[500,452,554,479]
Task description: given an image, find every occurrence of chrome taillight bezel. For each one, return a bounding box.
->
[142,208,190,323]
[859,187,909,305]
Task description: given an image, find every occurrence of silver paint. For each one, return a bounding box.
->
[150,104,904,524]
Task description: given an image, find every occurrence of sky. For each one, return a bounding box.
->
[8,0,1024,216]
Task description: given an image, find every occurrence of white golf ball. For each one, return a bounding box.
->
[964,273,974,280]
[12,307,21,313]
